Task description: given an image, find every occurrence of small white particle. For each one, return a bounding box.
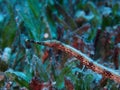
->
[1,47,11,62]
[44,33,49,38]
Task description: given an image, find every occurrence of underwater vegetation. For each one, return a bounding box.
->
[0,0,120,90]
